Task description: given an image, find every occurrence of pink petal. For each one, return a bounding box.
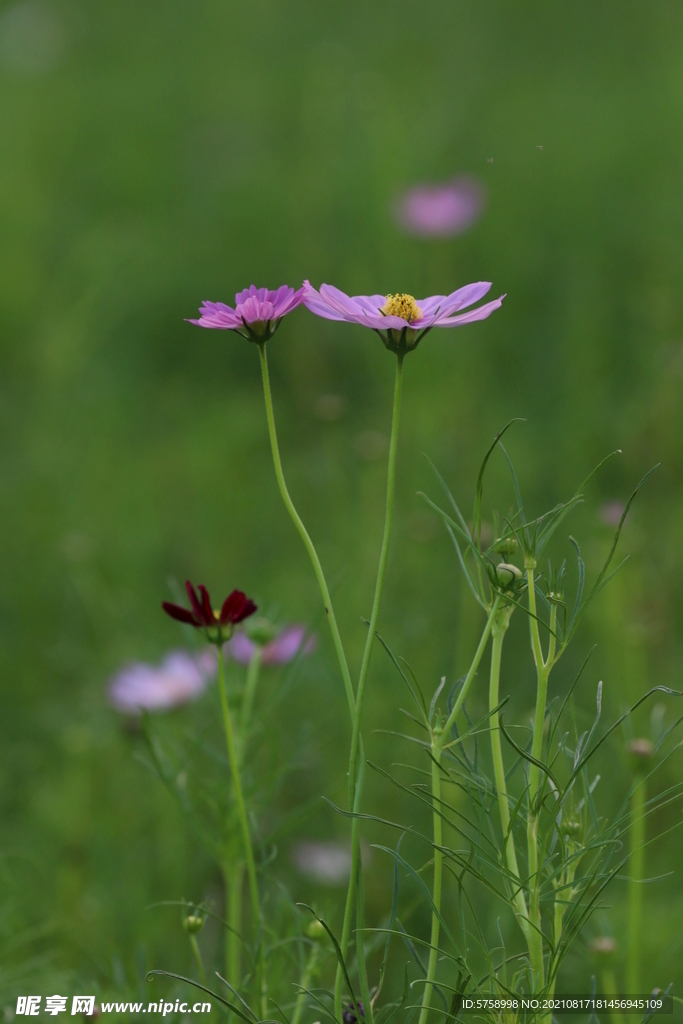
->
[228,632,256,664]
[352,294,387,314]
[187,300,241,329]
[236,296,275,322]
[416,295,447,315]
[303,281,346,321]
[235,284,268,305]
[432,282,492,317]
[433,294,505,326]
[262,626,307,665]
[318,284,367,319]
[108,651,214,714]
[272,285,305,318]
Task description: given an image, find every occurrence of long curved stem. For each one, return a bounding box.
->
[347,352,404,804]
[258,342,356,721]
[217,647,259,929]
[526,567,547,992]
[334,748,364,1022]
[627,774,646,992]
[417,745,443,1024]
[488,614,529,933]
[334,355,404,1023]
[225,863,244,988]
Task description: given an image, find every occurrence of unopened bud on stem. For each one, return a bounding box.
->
[494,536,518,558]
[495,562,523,587]
[183,914,204,934]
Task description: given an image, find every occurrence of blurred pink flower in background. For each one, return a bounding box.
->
[228,625,316,666]
[108,650,216,714]
[291,840,372,885]
[394,176,486,237]
[291,840,351,885]
[599,501,626,527]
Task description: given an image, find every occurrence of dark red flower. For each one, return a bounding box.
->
[163,581,257,634]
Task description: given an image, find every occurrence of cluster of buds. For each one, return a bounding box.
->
[492,534,523,592]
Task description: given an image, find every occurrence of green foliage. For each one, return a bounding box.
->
[4,0,683,1015]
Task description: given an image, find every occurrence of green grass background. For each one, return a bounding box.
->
[1,0,683,1007]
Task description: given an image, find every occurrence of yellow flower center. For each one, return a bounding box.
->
[381,293,422,323]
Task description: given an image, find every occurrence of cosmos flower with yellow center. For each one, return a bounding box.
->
[303,280,504,354]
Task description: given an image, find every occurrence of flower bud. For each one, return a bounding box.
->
[183,914,204,934]
[305,919,327,941]
[495,562,523,587]
[562,819,581,839]
[494,536,518,558]
[244,616,278,647]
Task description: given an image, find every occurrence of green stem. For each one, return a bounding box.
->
[437,596,501,747]
[240,646,262,733]
[335,355,404,1023]
[218,647,259,929]
[415,607,501,1024]
[526,564,545,673]
[225,863,243,987]
[548,859,576,997]
[291,944,320,1024]
[189,933,207,986]
[260,940,268,1020]
[526,567,547,992]
[488,610,529,933]
[601,968,624,1024]
[334,750,364,1023]
[258,342,356,721]
[417,744,443,1024]
[347,353,404,805]
[356,844,373,1024]
[627,774,646,993]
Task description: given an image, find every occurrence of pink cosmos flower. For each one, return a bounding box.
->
[108,650,216,715]
[394,177,486,237]
[228,625,316,666]
[303,281,504,354]
[188,284,304,341]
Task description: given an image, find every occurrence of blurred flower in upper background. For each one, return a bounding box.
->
[393,176,486,238]
[599,501,626,527]
[291,840,371,885]
[291,841,352,885]
[229,623,316,666]
[108,651,216,715]
[188,285,304,341]
[0,0,66,76]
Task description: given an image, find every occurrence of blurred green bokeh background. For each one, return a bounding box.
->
[2,0,683,1006]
